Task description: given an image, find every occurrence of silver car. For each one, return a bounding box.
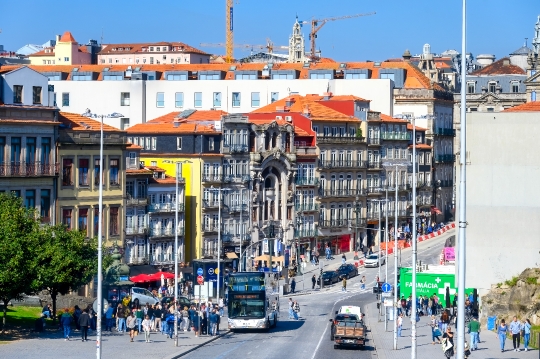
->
[364,254,385,268]
[131,287,159,306]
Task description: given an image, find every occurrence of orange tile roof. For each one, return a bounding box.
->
[146,110,228,124]
[13,59,440,90]
[127,143,143,149]
[59,31,77,43]
[58,112,123,132]
[380,114,408,123]
[470,57,526,76]
[127,168,153,174]
[503,101,540,112]
[100,41,207,55]
[406,123,428,131]
[28,48,55,57]
[149,175,178,184]
[146,166,165,171]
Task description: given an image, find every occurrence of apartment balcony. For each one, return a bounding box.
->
[319,219,353,229]
[125,226,148,235]
[223,174,252,183]
[435,154,455,163]
[202,175,223,183]
[294,228,318,238]
[223,143,249,154]
[397,210,409,217]
[295,146,317,155]
[227,203,248,213]
[295,177,320,186]
[367,137,381,145]
[148,203,185,213]
[434,128,456,137]
[416,181,433,189]
[221,232,233,243]
[381,132,412,141]
[366,186,383,195]
[150,253,173,265]
[320,188,366,198]
[367,161,382,169]
[202,200,221,210]
[0,162,59,177]
[440,180,454,188]
[316,135,365,144]
[127,257,149,265]
[367,212,381,220]
[318,160,366,169]
[149,227,184,238]
[202,225,219,233]
[126,196,148,206]
[295,203,319,213]
[416,197,433,206]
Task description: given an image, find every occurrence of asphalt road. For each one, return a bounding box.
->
[185,234,451,359]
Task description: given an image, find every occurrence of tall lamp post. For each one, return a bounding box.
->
[210,186,230,301]
[353,197,362,253]
[162,159,192,347]
[81,109,123,359]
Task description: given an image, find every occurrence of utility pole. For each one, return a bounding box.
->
[411,117,418,358]
[240,188,243,271]
[385,188,389,331]
[456,1,468,357]
[393,166,399,350]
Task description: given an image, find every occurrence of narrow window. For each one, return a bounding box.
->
[121,92,130,106]
[62,93,69,106]
[13,85,23,103]
[79,158,89,186]
[109,159,119,185]
[110,207,119,235]
[32,86,42,104]
[175,92,184,107]
[156,92,165,107]
[79,208,88,236]
[62,159,73,186]
[194,92,202,107]
[63,208,72,230]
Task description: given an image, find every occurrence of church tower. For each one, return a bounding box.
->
[288,17,306,63]
[417,44,439,82]
[533,16,540,54]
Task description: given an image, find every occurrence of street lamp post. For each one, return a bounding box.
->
[411,117,418,358]
[210,186,230,301]
[353,197,362,253]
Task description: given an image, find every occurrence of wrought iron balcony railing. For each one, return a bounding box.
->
[294,203,319,212]
[148,203,185,213]
[295,177,320,186]
[0,162,59,177]
[318,160,366,169]
[381,132,412,141]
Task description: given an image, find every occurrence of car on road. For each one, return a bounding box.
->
[335,264,358,279]
[364,253,386,268]
[131,287,159,306]
[161,295,193,308]
[318,271,340,285]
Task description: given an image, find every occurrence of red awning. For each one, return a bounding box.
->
[147,271,175,281]
[431,206,442,215]
[129,274,153,283]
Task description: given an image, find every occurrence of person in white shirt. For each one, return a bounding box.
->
[142,315,152,343]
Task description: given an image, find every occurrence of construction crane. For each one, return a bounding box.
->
[226,0,233,63]
[301,12,376,60]
[201,39,288,54]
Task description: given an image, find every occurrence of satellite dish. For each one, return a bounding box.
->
[93,298,109,314]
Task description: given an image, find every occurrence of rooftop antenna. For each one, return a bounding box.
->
[525,37,528,47]
[100,28,104,45]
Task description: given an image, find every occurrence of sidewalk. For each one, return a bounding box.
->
[365,301,537,359]
[0,322,229,359]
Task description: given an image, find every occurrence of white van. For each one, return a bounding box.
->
[131,287,159,306]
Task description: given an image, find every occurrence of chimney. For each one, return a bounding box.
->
[402,49,412,62]
[303,105,311,117]
[503,58,510,66]
[56,34,61,43]
[173,119,181,128]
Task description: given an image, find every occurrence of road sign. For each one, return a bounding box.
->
[383,298,393,306]
[382,292,392,297]
[197,268,203,276]
[381,282,392,293]
[208,268,214,275]
[197,275,204,285]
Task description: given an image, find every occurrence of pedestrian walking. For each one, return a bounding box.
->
[311,274,316,290]
[78,308,90,342]
[430,315,442,344]
[142,315,152,343]
[509,316,522,351]
[127,312,137,342]
[116,304,126,333]
[523,318,531,351]
[498,319,508,352]
[397,313,403,337]
[181,306,189,331]
[218,297,224,317]
[342,276,347,292]
[290,278,296,294]
[288,298,294,319]
[73,305,82,331]
[341,253,346,264]
[209,309,218,336]
[292,300,300,320]
[165,312,175,339]
[153,303,162,333]
[360,275,366,290]
[60,308,73,341]
[105,305,114,331]
[440,310,450,334]
[467,316,480,351]
[442,326,454,358]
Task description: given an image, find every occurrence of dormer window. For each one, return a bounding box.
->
[161,172,166,179]
[488,81,496,93]
[467,82,475,94]
[150,47,154,51]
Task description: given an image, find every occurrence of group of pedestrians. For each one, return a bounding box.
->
[498,316,532,352]
[60,307,91,341]
[287,298,301,320]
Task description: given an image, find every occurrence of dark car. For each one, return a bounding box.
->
[161,296,192,308]
[336,264,358,279]
[319,271,340,285]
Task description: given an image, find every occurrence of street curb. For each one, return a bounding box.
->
[165,330,232,359]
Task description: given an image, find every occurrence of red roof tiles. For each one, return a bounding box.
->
[100,41,207,55]
[59,31,77,43]
[503,101,540,112]
[470,57,526,76]
[58,112,123,132]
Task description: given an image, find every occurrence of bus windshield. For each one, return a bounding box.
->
[228,293,266,319]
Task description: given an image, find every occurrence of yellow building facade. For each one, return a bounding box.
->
[29,31,92,66]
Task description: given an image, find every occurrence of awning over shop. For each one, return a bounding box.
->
[253,254,285,263]
[226,252,238,259]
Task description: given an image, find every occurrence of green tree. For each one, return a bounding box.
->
[33,226,98,322]
[0,193,40,331]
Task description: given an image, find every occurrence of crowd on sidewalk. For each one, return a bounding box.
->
[54,297,227,343]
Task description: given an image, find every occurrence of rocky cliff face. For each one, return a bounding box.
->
[481,268,540,325]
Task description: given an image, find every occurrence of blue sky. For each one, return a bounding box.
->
[2,0,538,61]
